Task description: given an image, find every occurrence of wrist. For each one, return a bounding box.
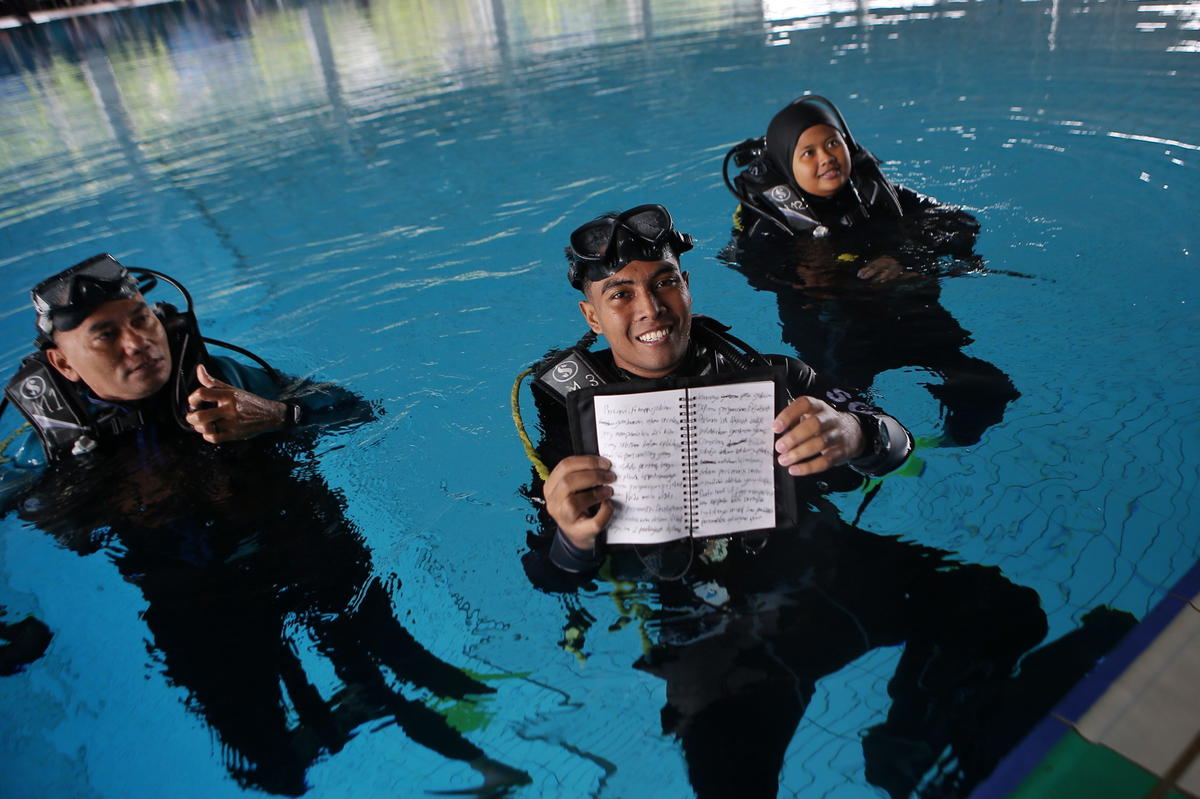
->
[559,525,598,553]
[550,527,603,573]
[843,411,868,460]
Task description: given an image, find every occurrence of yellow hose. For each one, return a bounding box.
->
[0,422,31,465]
[511,368,549,481]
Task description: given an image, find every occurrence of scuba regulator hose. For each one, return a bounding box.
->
[511,368,549,482]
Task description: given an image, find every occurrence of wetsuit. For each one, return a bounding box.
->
[521,329,1048,799]
[724,158,1021,448]
[3,354,340,471]
[735,176,981,261]
[728,95,979,260]
[5,362,512,796]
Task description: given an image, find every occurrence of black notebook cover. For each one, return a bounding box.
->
[566,367,798,542]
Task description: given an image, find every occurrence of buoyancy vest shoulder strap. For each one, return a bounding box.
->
[530,316,769,408]
[3,352,97,462]
[689,316,770,371]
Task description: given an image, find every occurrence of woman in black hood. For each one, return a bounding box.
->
[722,95,1020,447]
[725,95,981,270]
[727,96,906,248]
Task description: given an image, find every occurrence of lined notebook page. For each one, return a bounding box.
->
[688,381,777,537]
[592,380,777,545]
[593,390,689,545]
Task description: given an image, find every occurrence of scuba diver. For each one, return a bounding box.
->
[1,254,530,796]
[723,95,1020,446]
[512,205,1132,798]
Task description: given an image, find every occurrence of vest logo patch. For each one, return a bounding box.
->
[552,361,579,383]
[769,186,791,202]
[20,375,46,400]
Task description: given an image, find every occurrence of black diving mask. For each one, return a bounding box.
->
[566,204,694,291]
[32,254,141,341]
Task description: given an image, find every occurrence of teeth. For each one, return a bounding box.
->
[638,329,669,343]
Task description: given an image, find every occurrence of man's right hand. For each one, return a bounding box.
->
[543,455,616,551]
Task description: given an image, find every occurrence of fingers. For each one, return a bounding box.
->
[776,420,832,476]
[544,456,616,547]
[187,385,225,410]
[184,403,228,443]
[583,496,614,536]
[185,366,288,443]
[185,404,224,428]
[772,395,816,434]
[545,456,615,508]
[858,256,904,282]
[559,485,614,530]
[773,396,853,476]
[187,364,232,417]
[199,421,224,444]
[781,450,835,477]
[555,464,616,496]
[195,362,231,389]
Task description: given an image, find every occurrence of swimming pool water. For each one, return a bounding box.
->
[1,0,1197,796]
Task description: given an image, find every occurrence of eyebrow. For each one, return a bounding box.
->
[600,266,678,294]
[599,277,634,293]
[85,302,148,334]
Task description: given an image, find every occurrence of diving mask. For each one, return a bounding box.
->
[566,204,694,291]
[32,254,141,340]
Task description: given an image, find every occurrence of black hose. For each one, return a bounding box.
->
[722,139,794,237]
[131,266,285,387]
[203,338,283,385]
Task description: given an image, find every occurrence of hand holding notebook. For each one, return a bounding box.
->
[567,369,797,546]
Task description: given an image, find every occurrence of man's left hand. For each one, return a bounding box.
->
[772,395,865,476]
[185,364,288,443]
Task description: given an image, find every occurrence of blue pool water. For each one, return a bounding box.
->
[1,0,1197,796]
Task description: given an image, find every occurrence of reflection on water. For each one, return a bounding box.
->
[13,407,527,795]
[2,0,1197,161]
[0,0,1197,797]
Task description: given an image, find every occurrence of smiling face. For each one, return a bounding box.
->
[579,258,692,379]
[45,296,173,402]
[791,123,852,197]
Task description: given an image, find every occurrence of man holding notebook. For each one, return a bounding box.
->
[533,203,912,571]
[520,205,1057,799]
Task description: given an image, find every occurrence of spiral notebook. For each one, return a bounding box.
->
[567,368,797,546]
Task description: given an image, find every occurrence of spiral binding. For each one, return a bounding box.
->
[680,390,698,533]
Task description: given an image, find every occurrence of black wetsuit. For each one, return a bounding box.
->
[522,333,1049,799]
[7,370,502,796]
[728,186,1020,448]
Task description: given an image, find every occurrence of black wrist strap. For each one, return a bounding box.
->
[283,400,305,429]
[849,414,912,476]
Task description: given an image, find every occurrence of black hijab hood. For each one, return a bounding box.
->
[764,97,855,194]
